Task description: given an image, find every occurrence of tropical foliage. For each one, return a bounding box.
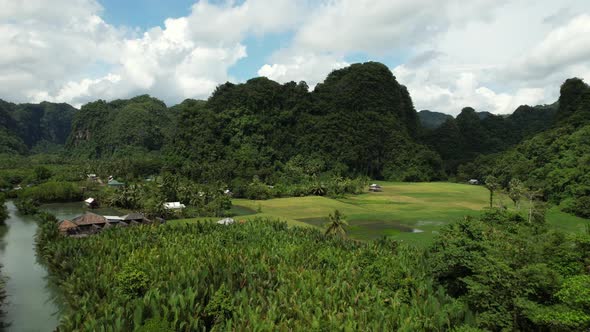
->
[430,209,590,331]
[420,104,556,174]
[37,218,475,331]
[0,99,76,154]
[35,206,590,331]
[459,78,590,218]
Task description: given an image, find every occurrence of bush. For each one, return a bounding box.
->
[14,198,39,215]
[563,196,590,218]
[18,181,83,203]
[116,265,149,298]
[137,318,174,332]
[244,176,271,200]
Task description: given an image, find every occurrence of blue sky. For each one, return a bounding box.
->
[2,0,590,114]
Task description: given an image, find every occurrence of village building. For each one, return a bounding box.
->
[58,212,151,236]
[107,179,125,187]
[163,202,186,210]
[84,197,98,208]
[217,218,235,225]
[58,219,78,234]
[369,184,383,192]
[468,179,480,185]
[87,174,98,181]
[122,212,151,224]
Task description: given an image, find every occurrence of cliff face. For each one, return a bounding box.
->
[66,95,174,157]
[0,100,77,154]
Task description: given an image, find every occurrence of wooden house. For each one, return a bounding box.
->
[58,212,151,237]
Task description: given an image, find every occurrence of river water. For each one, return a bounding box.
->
[0,202,119,332]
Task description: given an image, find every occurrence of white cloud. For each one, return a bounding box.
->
[2,0,590,114]
[0,1,123,103]
[2,0,300,106]
[256,0,590,115]
[258,53,349,88]
[510,14,590,81]
[292,0,506,55]
[394,64,548,115]
[186,0,304,44]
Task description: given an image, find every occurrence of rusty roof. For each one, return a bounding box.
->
[71,212,108,226]
[58,220,78,231]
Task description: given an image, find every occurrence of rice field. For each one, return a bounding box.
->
[172,182,589,246]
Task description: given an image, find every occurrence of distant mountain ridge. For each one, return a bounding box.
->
[459,77,590,218]
[0,62,579,186]
[418,110,453,129]
[419,102,557,173]
[0,100,77,154]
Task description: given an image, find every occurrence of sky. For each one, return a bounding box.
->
[2,0,590,115]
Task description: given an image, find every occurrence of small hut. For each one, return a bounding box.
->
[122,213,151,224]
[163,202,186,210]
[84,197,98,208]
[58,220,79,234]
[70,212,108,231]
[108,179,125,187]
[468,179,480,185]
[217,218,235,225]
[369,184,383,192]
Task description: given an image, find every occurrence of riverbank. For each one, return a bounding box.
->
[0,201,122,331]
[0,202,59,331]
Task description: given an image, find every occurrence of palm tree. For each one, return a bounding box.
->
[325,209,348,237]
[484,175,499,208]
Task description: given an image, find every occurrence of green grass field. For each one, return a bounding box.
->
[171,182,589,246]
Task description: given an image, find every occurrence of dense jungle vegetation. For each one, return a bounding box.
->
[35,209,590,331]
[0,62,587,218]
[0,61,577,204]
[0,99,76,154]
[459,78,590,218]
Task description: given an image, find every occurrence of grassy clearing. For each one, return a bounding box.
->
[171,182,589,246]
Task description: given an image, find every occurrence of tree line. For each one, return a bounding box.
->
[0,63,588,212]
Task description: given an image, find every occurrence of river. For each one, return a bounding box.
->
[0,202,119,332]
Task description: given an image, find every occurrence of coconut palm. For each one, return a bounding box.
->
[325,209,348,237]
[484,175,499,208]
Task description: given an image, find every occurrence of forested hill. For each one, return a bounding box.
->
[420,103,557,173]
[417,110,453,129]
[0,100,77,154]
[172,62,441,183]
[67,95,178,158]
[0,62,584,188]
[459,78,590,218]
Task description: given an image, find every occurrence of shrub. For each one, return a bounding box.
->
[18,181,83,203]
[563,196,590,218]
[116,265,149,298]
[14,198,39,215]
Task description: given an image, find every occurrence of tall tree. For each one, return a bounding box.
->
[508,178,524,209]
[484,175,499,208]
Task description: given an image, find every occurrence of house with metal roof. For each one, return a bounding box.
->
[58,212,152,236]
[163,202,186,210]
